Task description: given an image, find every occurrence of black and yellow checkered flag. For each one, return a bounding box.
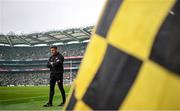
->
[65,0,180,110]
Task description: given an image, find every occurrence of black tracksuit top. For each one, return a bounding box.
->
[47,52,64,76]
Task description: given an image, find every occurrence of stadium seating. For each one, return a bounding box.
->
[0,43,87,86]
[0,43,87,60]
[0,71,77,86]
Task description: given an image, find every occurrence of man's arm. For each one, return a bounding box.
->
[53,55,64,66]
[47,58,52,68]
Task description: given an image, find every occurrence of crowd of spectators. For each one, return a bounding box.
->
[0,43,83,86]
[0,43,87,60]
[0,72,49,86]
[0,71,77,86]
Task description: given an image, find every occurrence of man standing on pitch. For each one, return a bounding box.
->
[43,46,66,107]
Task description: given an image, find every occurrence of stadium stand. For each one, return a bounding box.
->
[0,71,77,86]
[0,43,87,60]
[0,26,92,86]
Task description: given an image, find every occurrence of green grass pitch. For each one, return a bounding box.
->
[0,85,71,110]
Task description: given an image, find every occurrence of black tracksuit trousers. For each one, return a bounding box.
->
[48,77,66,104]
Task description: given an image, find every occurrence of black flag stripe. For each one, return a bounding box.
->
[83,44,142,109]
[96,0,123,38]
[150,1,180,75]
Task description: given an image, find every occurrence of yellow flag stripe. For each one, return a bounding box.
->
[120,60,180,110]
[75,34,107,99]
[107,0,176,60]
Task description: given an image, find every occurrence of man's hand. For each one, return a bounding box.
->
[47,61,54,68]
[50,62,53,65]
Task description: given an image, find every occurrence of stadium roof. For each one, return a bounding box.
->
[0,26,93,47]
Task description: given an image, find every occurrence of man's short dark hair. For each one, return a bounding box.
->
[51,46,57,49]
